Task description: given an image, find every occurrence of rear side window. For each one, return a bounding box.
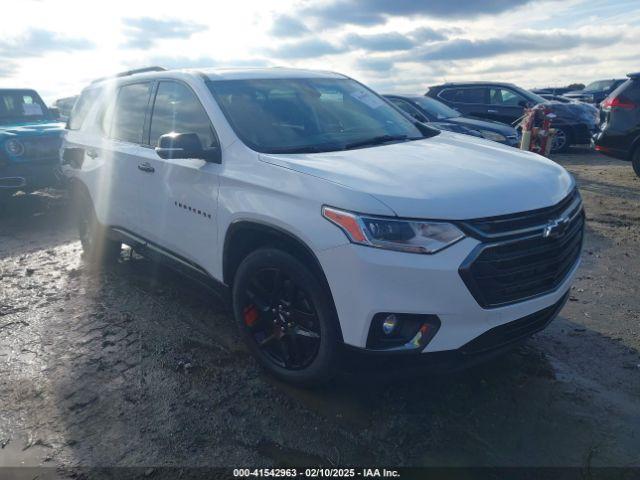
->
[623,80,640,102]
[111,82,152,144]
[149,81,216,148]
[488,88,526,106]
[439,87,485,104]
[68,89,99,130]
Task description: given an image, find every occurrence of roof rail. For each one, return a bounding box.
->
[91,66,167,84]
[627,72,640,79]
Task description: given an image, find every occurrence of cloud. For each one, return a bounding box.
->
[267,38,347,59]
[0,29,93,58]
[407,31,617,61]
[270,15,310,37]
[138,56,271,70]
[476,55,597,74]
[305,0,536,27]
[355,57,396,72]
[409,26,449,43]
[346,32,415,52]
[122,17,207,49]
[0,62,16,76]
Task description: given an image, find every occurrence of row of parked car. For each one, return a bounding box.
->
[1,71,639,202]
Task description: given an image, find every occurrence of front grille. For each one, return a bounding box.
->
[459,190,584,308]
[460,293,568,355]
[463,189,580,239]
[22,136,61,163]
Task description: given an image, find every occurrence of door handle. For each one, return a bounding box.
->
[86,149,99,159]
[487,109,498,113]
[137,162,155,173]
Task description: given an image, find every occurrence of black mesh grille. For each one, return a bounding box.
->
[459,191,584,308]
[460,293,568,354]
[23,136,61,163]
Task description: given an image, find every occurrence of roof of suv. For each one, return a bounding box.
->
[91,67,347,87]
[430,81,518,89]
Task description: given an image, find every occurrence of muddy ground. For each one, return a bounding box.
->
[0,150,639,476]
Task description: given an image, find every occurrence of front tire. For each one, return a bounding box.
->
[551,127,571,153]
[632,147,640,178]
[74,188,121,266]
[232,248,340,386]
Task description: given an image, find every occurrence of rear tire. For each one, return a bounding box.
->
[632,147,640,178]
[551,127,571,153]
[74,187,121,266]
[232,248,340,387]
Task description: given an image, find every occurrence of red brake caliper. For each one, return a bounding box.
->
[243,305,259,327]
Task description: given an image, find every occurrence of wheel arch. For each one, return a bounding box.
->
[222,220,343,342]
[628,135,640,161]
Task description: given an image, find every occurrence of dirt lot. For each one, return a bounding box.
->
[1,150,639,475]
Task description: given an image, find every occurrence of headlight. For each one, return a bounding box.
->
[4,139,24,156]
[478,130,506,143]
[322,206,465,254]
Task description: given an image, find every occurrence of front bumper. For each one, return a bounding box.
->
[0,161,61,192]
[317,239,579,352]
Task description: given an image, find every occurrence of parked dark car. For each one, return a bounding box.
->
[532,86,577,96]
[539,93,573,103]
[383,94,483,138]
[0,89,65,198]
[564,79,626,104]
[384,94,519,147]
[594,73,640,176]
[426,82,600,152]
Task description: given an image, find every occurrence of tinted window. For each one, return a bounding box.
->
[439,87,485,104]
[208,78,425,154]
[150,82,216,148]
[68,89,99,130]
[0,91,50,125]
[412,97,460,119]
[389,98,420,116]
[622,80,640,102]
[111,83,151,143]
[488,88,527,106]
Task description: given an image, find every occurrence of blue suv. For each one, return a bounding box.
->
[0,89,65,198]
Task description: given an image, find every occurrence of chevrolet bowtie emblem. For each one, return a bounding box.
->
[543,216,570,239]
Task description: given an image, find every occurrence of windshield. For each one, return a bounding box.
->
[0,91,51,124]
[583,80,616,92]
[411,96,460,120]
[207,78,427,154]
[516,87,547,105]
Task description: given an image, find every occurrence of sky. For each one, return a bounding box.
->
[1,0,639,103]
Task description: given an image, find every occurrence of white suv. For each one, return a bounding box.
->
[62,67,584,385]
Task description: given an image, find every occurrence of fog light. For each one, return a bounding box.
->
[382,314,398,335]
[5,139,24,156]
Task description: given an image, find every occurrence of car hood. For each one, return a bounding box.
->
[541,101,597,122]
[259,132,574,220]
[0,121,65,138]
[447,116,516,135]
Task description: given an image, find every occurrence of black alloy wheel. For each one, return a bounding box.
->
[242,267,321,369]
[551,127,570,153]
[232,248,339,385]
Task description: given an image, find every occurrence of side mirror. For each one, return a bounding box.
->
[155,132,221,163]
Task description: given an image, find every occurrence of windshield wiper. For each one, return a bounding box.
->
[267,143,345,154]
[344,134,415,150]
